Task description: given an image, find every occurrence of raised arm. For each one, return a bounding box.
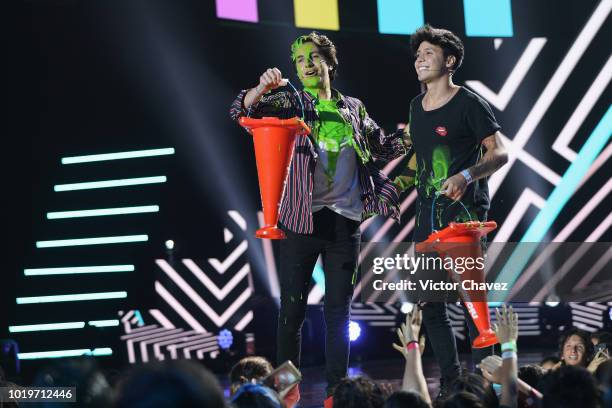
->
[392,308,432,406]
[229,68,292,122]
[243,68,288,109]
[492,304,519,408]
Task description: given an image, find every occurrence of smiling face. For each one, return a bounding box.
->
[562,335,587,366]
[414,41,452,83]
[293,41,330,91]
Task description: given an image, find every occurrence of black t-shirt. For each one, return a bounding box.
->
[409,87,501,242]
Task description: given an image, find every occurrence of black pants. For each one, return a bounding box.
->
[422,301,494,381]
[415,199,493,380]
[277,208,360,396]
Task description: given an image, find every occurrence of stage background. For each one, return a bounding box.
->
[5,0,611,374]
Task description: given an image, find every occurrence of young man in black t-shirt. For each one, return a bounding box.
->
[400,25,509,396]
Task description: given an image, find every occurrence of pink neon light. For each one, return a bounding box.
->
[215,0,258,23]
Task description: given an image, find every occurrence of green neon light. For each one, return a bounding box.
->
[62,148,175,164]
[36,235,148,248]
[91,347,113,356]
[16,291,127,304]
[18,348,113,360]
[24,265,135,276]
[9,322,85,333]
[54,176,167,192]
[47,205,159,219]
[88,320,120,327]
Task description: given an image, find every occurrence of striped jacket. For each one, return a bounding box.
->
[230,88,410,234]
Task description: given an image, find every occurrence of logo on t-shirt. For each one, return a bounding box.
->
[435,126,448,137]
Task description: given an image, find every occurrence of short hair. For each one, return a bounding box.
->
[230,356,273,386]
[594,359,612,388]
[440,391,487,408]
[540,365,602,408]
[384,390,429,408]
[33,357,112,407]
[114,360,226,408]
[518,364,545,388]
[0,381,20,407]
[558,327,593,364]
[333,376,385,408]
[231,383,283,408]
[592,331,612,344]
[290,32,339,80]
[448,373,498,408]
[410,24,465,72]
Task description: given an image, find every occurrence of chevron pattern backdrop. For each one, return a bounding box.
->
[10,0,610,364]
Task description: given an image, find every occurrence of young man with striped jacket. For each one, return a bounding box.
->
[230,32,411,398]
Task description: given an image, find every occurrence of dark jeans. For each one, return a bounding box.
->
[422,302,494,381]
[415,198,492,380]
[277,208,360,396]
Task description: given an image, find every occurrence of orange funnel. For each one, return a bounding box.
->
[416,221,499,348]
[239,116,311,239]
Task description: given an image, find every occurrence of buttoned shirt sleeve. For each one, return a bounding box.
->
[230,89,297,122]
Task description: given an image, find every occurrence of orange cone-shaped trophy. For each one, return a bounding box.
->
[239,116,311,239]
[416,221,499,348]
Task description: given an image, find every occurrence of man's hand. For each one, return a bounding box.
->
[378,382,394,399]
[282,384,300,408]
[587,349,610,373]
[478,355,503,384]
[257,67,287,95]
[440,173,468,201]
[493,304,518,344]
[392,308,422,359]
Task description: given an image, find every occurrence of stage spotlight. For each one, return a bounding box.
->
[401,302,414,314]
[165,240,175,250]
[218,329,233,350]
[349,321,361,342]
[545,294,560,307]
[540,302,572,337]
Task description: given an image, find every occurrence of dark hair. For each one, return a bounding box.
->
[0,381,20,407]
[592,331,612,345]
[384,390,429,408]
[230,356,273,387]
[290,31,339,80]
[439,391,486,408]
[540,355,561,367]
[448,374,498,408]
[33,357,111,407]
[540,365,602,408]
[333,376,385,408]
[231,383,284,408]
[558,327,593,365]
[114,360,226,408]
[594,359,612,388]
[519,364,545,388]
[410,24,465,72]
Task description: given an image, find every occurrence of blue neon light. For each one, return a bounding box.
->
[463,0,514,37]
[377,0,424,35]
[495,106,612,294]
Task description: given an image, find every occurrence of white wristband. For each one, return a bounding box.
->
[502,351,517,360]
[461,169,473,185]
